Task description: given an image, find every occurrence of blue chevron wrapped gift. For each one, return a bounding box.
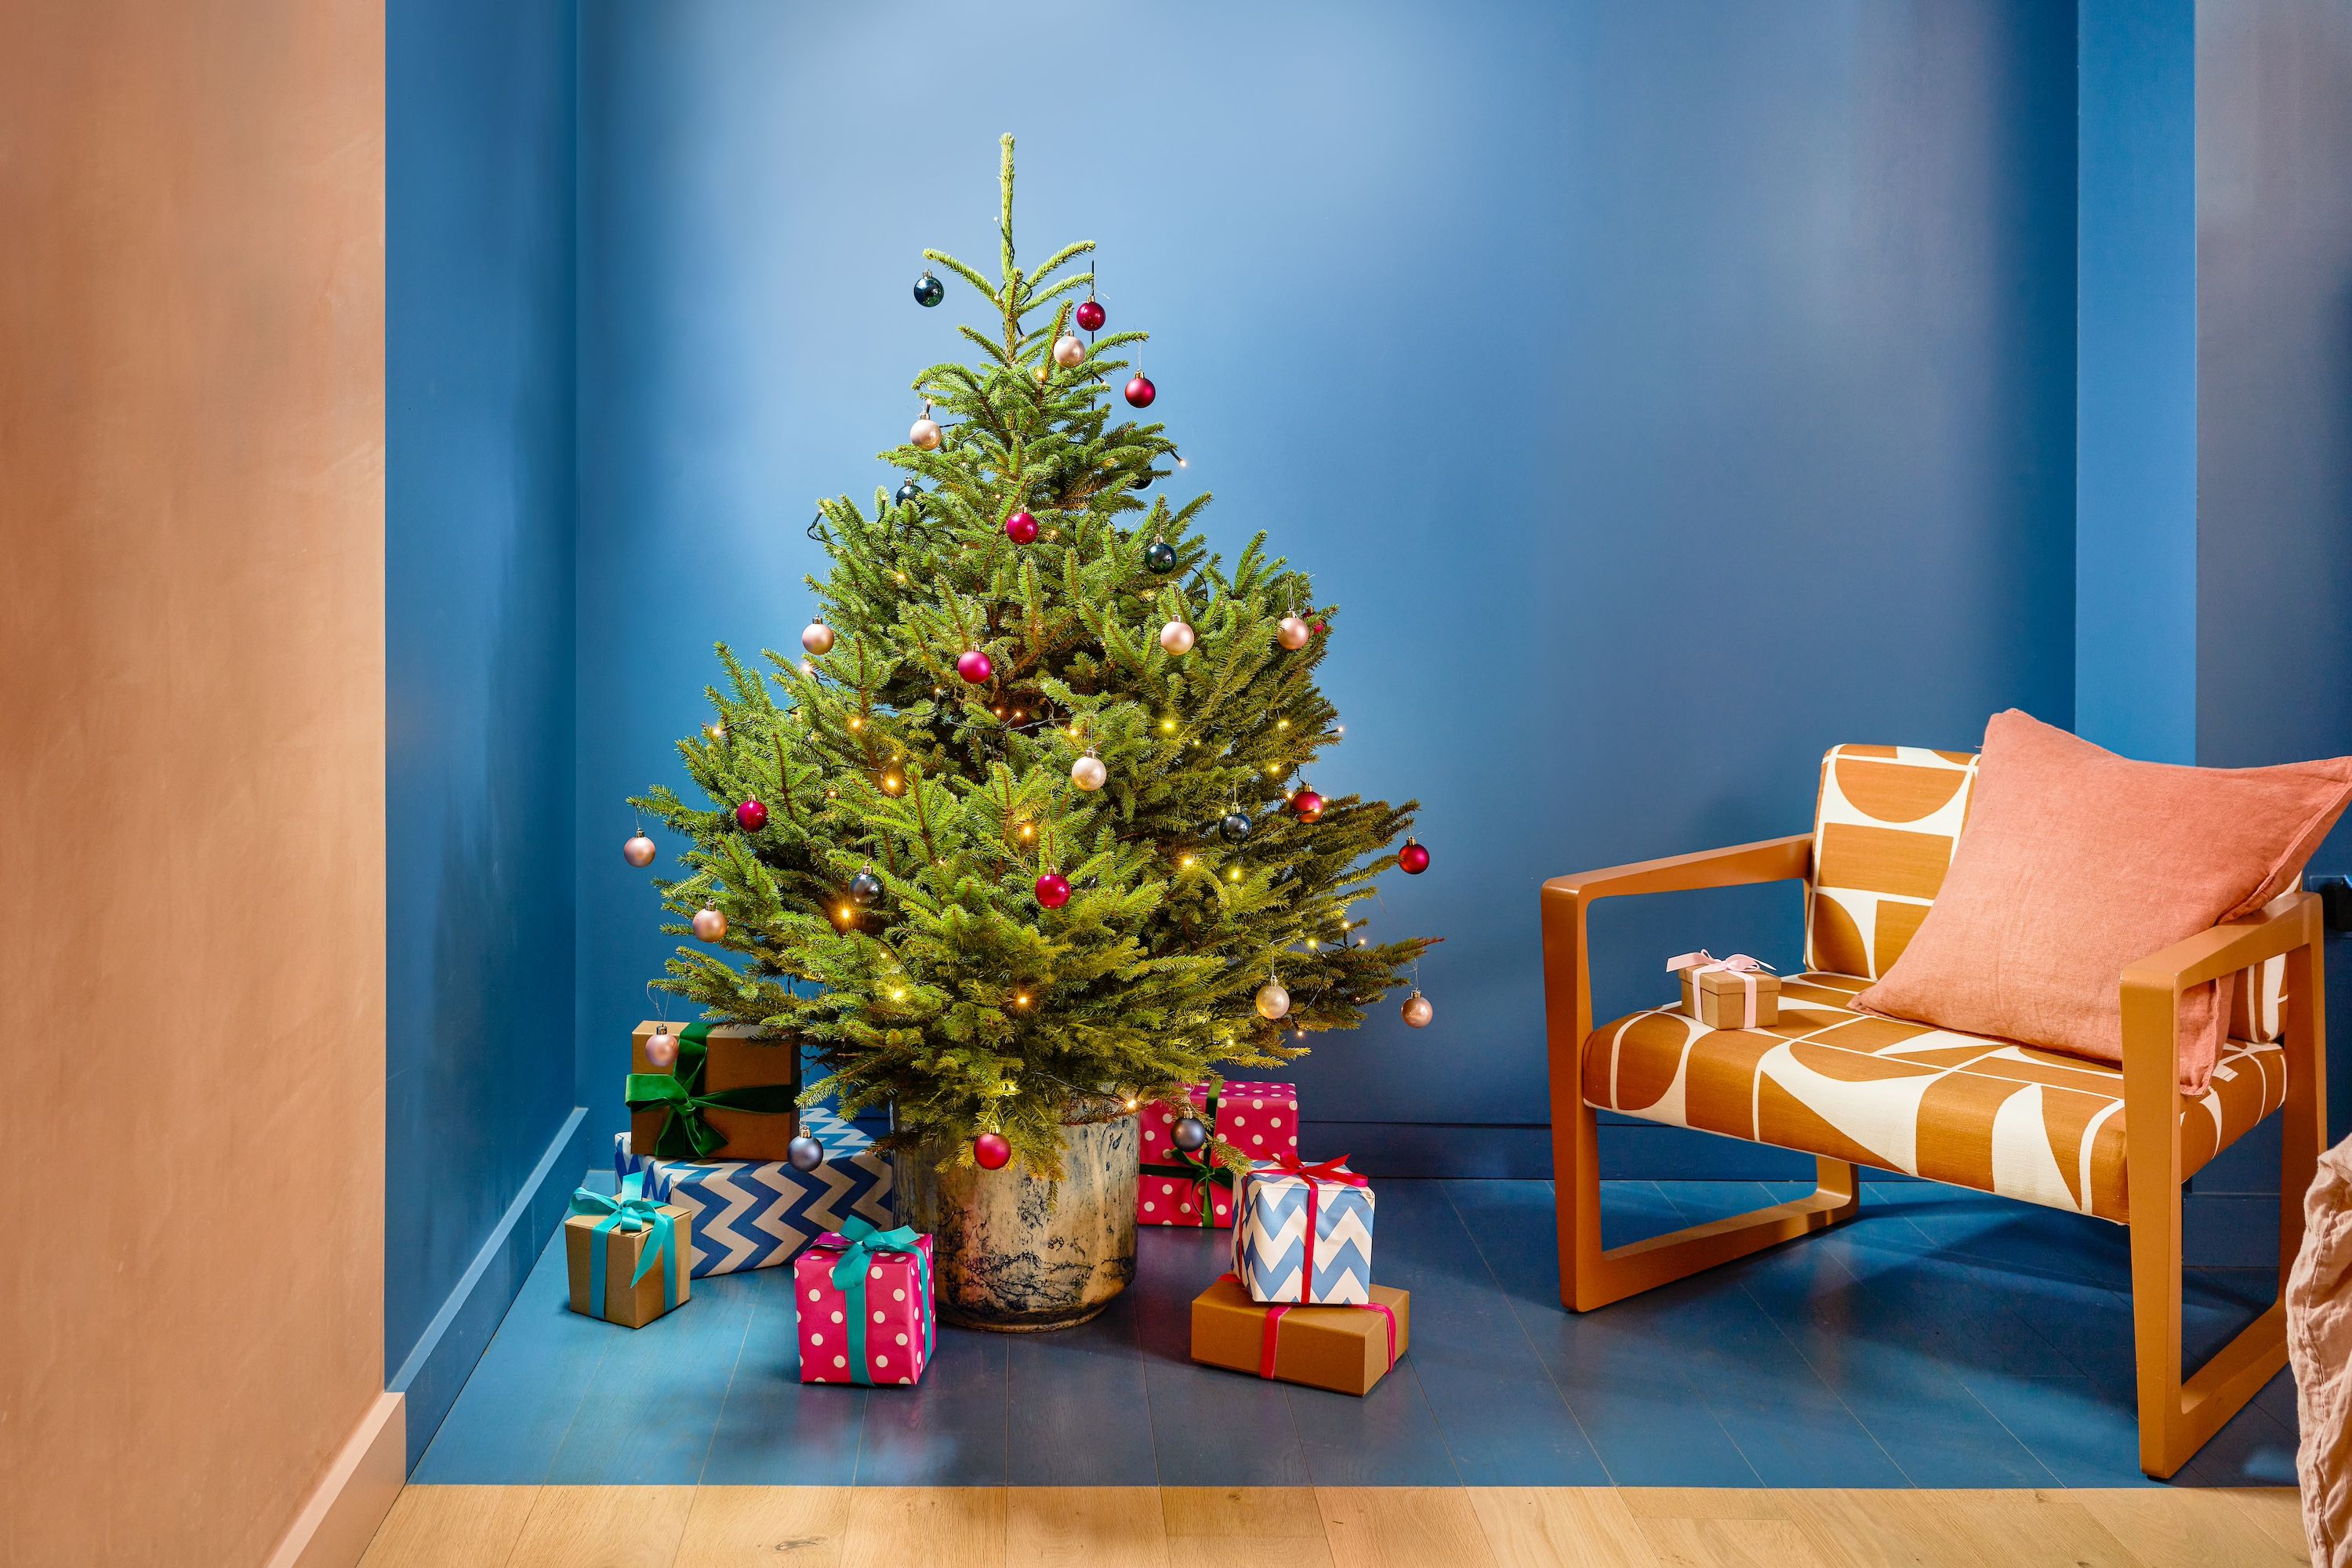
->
[1230,1154,1376,1305]
[613,1107,894,1279]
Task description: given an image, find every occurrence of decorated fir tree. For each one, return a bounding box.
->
[632,135,1434,1174]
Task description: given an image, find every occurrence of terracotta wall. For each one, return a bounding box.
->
[0,3,387,1565]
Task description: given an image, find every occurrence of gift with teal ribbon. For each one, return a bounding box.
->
[563,1171,692,1327]
[793,1216,934,1386]
[626,1020,802,1160]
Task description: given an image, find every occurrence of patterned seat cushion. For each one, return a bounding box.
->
[1583,971,2286,1222]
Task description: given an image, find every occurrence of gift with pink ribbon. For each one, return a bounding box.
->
[1668,949,1782,1029]
[1188,1271,1412,1396]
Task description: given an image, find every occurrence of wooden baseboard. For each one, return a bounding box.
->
[264,1391,405,1568]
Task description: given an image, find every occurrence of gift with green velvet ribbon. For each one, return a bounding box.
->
[567,1171,684,1324]
[800,1216,932,1387]
[1139,1087,1236,1226]
[624,1021,801,1159]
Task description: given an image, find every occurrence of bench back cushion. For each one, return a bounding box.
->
[1804,746,1981,980]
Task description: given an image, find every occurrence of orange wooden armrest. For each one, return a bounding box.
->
[2120,889,2321,998]
[1542,833,1814,907]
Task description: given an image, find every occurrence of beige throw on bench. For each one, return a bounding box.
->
[2292,1134,2352,1566]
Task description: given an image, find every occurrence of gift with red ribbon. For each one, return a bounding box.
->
[1188,1271,1410,1396]
[1231,1152,1376,1305]
[1136,1080,1299,1228]
[1668,949,1782,1029]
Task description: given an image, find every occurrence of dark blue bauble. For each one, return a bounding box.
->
[913,270,944,307]
[1220,812,1254,843]
[849,869,884,906]
[895,478,921,508]
[1172,1116,1209,1152]
[787,1133,826,1172]
[1144,540,1178,574]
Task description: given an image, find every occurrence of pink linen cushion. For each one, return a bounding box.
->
[1854,711,2352,1094]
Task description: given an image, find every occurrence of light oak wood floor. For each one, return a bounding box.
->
[359,1483,2308,1568]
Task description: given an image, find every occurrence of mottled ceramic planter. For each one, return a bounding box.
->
[893,1105,1139,1331]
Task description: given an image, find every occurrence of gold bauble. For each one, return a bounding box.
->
[1401,991,1434,1029]
[1256,982,1291,1021]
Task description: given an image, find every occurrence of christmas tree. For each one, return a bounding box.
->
[633,134,1433,1174]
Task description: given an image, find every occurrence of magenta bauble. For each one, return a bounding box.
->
[735,798,769,832]
[1398,839,1430,874]
[1124,373,1156,408]
[956,649,993,684]
[1005,510,1039,544]
[973,1131,1012,1170]
[1035,872,1071,909]
[1075,298,1106,332]
[1291,789,1326,822]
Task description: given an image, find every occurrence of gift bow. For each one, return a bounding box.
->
[1221,1272,1398,1384]
[623,1022,800,1158]
[569,1172,680,1319]
[1667,949,1778,1029]
[811,1216,931,1386]
[1235,1152,1367,1301]
[1138,1087,1234,1227]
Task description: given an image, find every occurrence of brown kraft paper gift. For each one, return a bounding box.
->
[564,1203,693,1328]
[1674,957,1780,1029]
[1189,1272,1409,1396]
[630,1019,802,1163]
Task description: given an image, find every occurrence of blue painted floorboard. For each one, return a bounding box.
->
[413,1176,2302,1488]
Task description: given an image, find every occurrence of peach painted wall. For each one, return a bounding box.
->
[0,2,387,1564]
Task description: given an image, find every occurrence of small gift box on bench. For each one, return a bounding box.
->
[1670,949,1780,1029]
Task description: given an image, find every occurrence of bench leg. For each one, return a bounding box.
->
[1555,1096,1860,1312]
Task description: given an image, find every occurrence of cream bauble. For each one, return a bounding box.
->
[910,416,943,451]
[622,833,656,868]
[1401,991,1435,1029]
[1070,753,1107,792]
[1159,619,1196,655]
[644,1027,678,1069]
[800,620,836,655]
[691,905,727,942]
[1256,982,1291,1021]
[1053,334,1086,368]
[1276,615,1312,651]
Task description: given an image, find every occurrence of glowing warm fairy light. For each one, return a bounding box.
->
[1228,867,1242,882]
[895,572,907,583]
[892,989,907,1000]
[1334,725,1345,737]
[800,660,815,674]
[1019,823,1036,840]
[1160,719,1176,733]
[850,717,864,730]
[883,774,903,793]
[1278,719,1289,729]
[826,789,839,799]
[837,905,852,920]
[1180,855,1195,869]
[1014,993,1031,1007]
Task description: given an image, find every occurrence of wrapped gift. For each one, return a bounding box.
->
[626,1019,802,1163]
[1137,1080,1299,1228]
[1669,950,1780,1029]
[564,1173,691,1328]
[1190,1272,1409,1396]
[1231,1153,1376,1305]
[794,1218,935,1387]
[613,1107,893,1279]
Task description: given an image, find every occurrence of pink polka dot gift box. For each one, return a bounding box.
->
[1137,1080,1300,1228]
[794,1218,934,1387]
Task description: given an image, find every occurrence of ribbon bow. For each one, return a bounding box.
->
[811,1216,931,1386]
[569,1172,680,1319]
[1667,949,1778,1029]
[1234,1153,1367,1302]
[1138,1087,1236,1227]
[623,1022,801,1158]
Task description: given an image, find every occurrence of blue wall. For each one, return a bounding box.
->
[2077,0,2198,764]
[572,0,2081,1170]
[387,0,583,1466]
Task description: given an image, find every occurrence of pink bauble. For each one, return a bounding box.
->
[622,833,656,868]
[1005,510,1039,544]
[1035,872,1072,909]
[1124,373,1156,408]
[1053,334,1086,368]
[735,798,768,832]
[910,417,942,450]
[1401,992,1435,1029]
[692,906,727,942]
[1398,839,1430,875]
[645,1028,678,1069]
[973,1132,1012,1170]
[801,620,835,655]
[1075,298,1106,332]
[1291,789,1326,823]
[1158,619,1196,655]
[956,649,993,684]
[1070,754,1107,792]
[1277,615,1312,650]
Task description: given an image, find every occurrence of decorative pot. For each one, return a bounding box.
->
[892,1103,1138,1331]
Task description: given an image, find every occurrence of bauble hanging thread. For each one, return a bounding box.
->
[622,832,656,868]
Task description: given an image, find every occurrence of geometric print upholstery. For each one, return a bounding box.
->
[1583,972,2287,1224]
[1804,745,1980,979]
